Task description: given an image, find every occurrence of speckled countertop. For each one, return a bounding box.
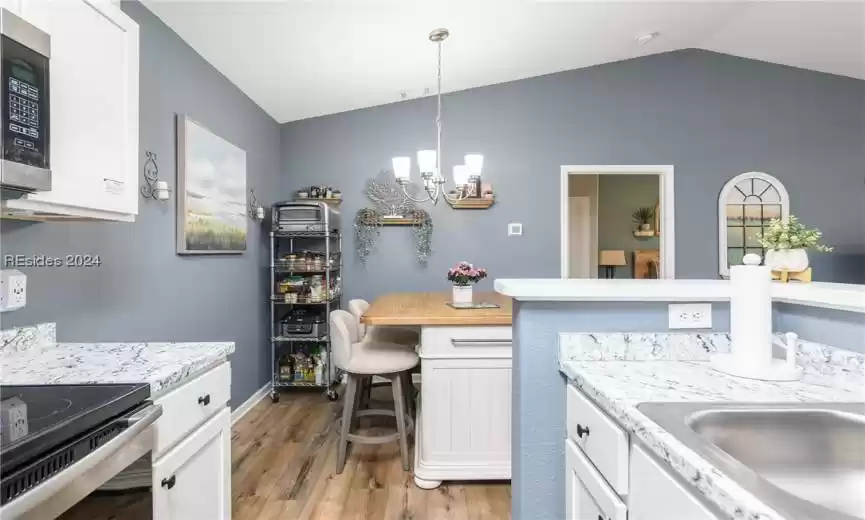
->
[558,333,865,520]
[1,323,234,395]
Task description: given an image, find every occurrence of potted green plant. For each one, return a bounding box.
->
[632,207,654,231]
[759,215,833,272]
[447,261,487,305]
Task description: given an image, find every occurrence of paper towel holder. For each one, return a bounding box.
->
[710,254,803,382]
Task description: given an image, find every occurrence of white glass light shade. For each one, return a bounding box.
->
[155,181,170,201]
[452,165,470,186]
[392,156,411,181]
[417,149,437,174]
[464,154,484,175]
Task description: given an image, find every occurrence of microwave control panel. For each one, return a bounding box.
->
[1,35,49,169]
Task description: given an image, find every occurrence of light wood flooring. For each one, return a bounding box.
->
[60,387,511,520]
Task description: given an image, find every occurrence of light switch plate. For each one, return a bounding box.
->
[668,303,712,329]
[508,223,522,236]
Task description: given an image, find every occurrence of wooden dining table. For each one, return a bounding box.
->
[360,291,513,326]
[360,291,514,490]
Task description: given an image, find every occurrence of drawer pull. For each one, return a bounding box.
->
[161,475,176,490]
[450,339,512,348]
[576,423,590,438]
[198,394,211,406]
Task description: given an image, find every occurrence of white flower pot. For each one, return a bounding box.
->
[452,285,473,305]
[640,223,651,231]
[765,249,809,272]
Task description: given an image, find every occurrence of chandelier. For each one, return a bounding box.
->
[391,28,484,205]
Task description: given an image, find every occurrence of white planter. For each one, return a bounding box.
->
[452,285,473,305]
[764,249,809,272]
[640,223,651,231]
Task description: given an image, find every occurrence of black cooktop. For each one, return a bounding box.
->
[0,384,150,474]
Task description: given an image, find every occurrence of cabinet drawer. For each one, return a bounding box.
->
[420,326,512,359]
[566,439,627,520]
[566,384,629,494]
[153,363,231,458]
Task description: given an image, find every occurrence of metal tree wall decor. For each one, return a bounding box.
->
[355,171,433,265]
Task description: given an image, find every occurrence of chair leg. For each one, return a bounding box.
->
[337,374,358,474]
[351,376,364,430]
[401,371,415,421]
[391,373,411,471]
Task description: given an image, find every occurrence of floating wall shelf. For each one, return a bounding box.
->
[633,230,656,238]
[295,198,342,206]
[446,197,495,209]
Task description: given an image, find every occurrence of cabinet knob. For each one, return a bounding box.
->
[598,515,605,520]
[161,475,176,490]
[198,394,211,406]
[576,423,590,438]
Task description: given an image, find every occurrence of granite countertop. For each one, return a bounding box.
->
[558,332,865,520]
[1,323,234,395]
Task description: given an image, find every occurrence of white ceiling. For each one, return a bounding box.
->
[144,1,865,123]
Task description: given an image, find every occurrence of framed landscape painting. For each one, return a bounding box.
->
[176,115,247,254]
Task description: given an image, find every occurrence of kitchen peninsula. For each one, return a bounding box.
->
[494,278,865,520]
[362,292,512,489]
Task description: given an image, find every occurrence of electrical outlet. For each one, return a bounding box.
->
[0,269,27,312]
[668,303,712,329]
[508,223,523,236]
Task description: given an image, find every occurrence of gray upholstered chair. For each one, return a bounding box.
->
[329,309,418,473]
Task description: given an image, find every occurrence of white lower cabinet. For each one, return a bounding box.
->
[629,443,718,520]
[153,407,231,520]
[564,383,720,520]
[414,326,512,488]
[565,439,627,520]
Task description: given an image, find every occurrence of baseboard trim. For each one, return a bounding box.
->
[232,383,270,426]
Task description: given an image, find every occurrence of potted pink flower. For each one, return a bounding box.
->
[447,261,488,305]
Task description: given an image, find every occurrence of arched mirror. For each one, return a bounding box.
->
[718,172,789,277]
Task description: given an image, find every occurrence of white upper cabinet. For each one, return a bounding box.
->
[2,0,139,222]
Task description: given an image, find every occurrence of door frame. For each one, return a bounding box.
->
[560,165,676,279]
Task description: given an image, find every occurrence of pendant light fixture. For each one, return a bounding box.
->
[392,28,483,205]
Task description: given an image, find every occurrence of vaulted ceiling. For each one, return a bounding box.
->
[144,1,865,123]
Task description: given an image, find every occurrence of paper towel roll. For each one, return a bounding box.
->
[730,255,773,374]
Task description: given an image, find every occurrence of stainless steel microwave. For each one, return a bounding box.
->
[0,9,51,192]
[272,201,340,234]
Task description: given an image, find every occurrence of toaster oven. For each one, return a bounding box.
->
[272,201,340,234]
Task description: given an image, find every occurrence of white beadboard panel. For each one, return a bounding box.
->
[421,358,512,466]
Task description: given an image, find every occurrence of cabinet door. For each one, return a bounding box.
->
[13,0,138,220]
[565,439,627,520]
[153,408,231,520]
[419,357,511,476]
[629,443,719,520]
[566,451,604,520]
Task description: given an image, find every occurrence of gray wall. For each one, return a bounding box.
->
[597,174,660,278]
[0,1,282,408]
[281,49,865,300]
[775,303,865,353]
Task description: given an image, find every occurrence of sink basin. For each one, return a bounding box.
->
[638,403,865,520]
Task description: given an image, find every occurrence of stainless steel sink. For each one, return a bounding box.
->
[638,403,865,520]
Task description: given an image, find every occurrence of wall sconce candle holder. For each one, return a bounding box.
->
[248,189,264,221]
[140,151,171,201]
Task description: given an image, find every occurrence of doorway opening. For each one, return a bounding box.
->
[560,166,675,279]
